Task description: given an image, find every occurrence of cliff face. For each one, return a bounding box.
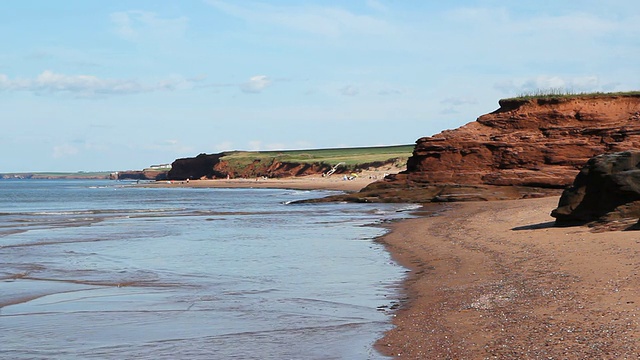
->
[168,153,225,180]
[302,95,640,203]
[167,151,404,181]
[167,153,335,180]
[115,170,168,181]
[394,95,640,189]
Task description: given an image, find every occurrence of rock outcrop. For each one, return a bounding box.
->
[551,151,640,228]
[115,170,168,181]
[350,94,640,202]
[168,153,226,180]
[167,153,333,180]
[407,95,640,186]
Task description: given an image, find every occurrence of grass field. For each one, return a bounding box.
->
[503,90,640,101]
[221,144,414,167]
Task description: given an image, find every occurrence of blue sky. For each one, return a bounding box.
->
[2,0,639,172]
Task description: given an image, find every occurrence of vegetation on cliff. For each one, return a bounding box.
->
[168,145,413,180]
[503,89,640,101]
[221,145,412,169]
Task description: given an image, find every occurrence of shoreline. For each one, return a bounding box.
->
[136,174,381,192]
[375,197,640,358]
[135,177,640,357]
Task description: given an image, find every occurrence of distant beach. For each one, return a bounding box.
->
[139,172,385,192]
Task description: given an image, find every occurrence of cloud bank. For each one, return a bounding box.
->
[0,71,276,97]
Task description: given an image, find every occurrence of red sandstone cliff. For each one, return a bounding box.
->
[318,94,640,203]
[167,152,401,181]
[402,95,640,188]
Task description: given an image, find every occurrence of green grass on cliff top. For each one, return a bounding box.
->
[503,89,640,101]
[221,144,414,166]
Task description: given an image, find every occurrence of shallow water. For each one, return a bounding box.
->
[0,180,413,359]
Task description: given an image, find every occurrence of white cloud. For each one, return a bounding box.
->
[240,75,272,93]
[205,0,393,37]
[0,71,202,96]
[110,11,188,42]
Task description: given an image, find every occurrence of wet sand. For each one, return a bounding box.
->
[376,197,640,359]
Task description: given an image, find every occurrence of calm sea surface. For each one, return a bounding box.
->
[0,180,414,359]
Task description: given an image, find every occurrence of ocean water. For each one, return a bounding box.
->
[0,180,413,359]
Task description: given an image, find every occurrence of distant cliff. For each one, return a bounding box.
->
[114,170,168,181]
[317,93,640,203]
[167,147,411,180]
[166,153,398,180]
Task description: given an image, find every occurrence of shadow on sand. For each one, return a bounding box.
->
[511,221,557,231]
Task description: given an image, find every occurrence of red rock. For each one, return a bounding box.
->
[310,94,640,203]
[400,94,640,189]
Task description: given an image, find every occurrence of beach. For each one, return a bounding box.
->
[140,177,640,358]
[141,173,383,192]
[376,196,640,359]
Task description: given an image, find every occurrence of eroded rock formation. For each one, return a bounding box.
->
[115,170,168,181]
[551,151,640,229]
[351,94,640,202]
[168,153,225,180]
[166,152,397,180]
[406,95,640,186]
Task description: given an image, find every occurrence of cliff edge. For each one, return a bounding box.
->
[333,93,640,203]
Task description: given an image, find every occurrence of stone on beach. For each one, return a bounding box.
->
[551,150,640,228]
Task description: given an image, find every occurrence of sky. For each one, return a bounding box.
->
[2,1,639,172]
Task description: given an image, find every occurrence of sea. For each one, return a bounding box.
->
[0,179,415,359]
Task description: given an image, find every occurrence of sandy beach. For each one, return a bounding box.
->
[139,173,383,192]
[376,196,640,359]
[141,177,640,358]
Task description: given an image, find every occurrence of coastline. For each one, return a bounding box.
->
[375,197,640,359]
[136,176,640,357]
[136,174,381,192]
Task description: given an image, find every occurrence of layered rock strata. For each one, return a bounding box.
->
[352,95,640,202]
[167,152,400,181]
